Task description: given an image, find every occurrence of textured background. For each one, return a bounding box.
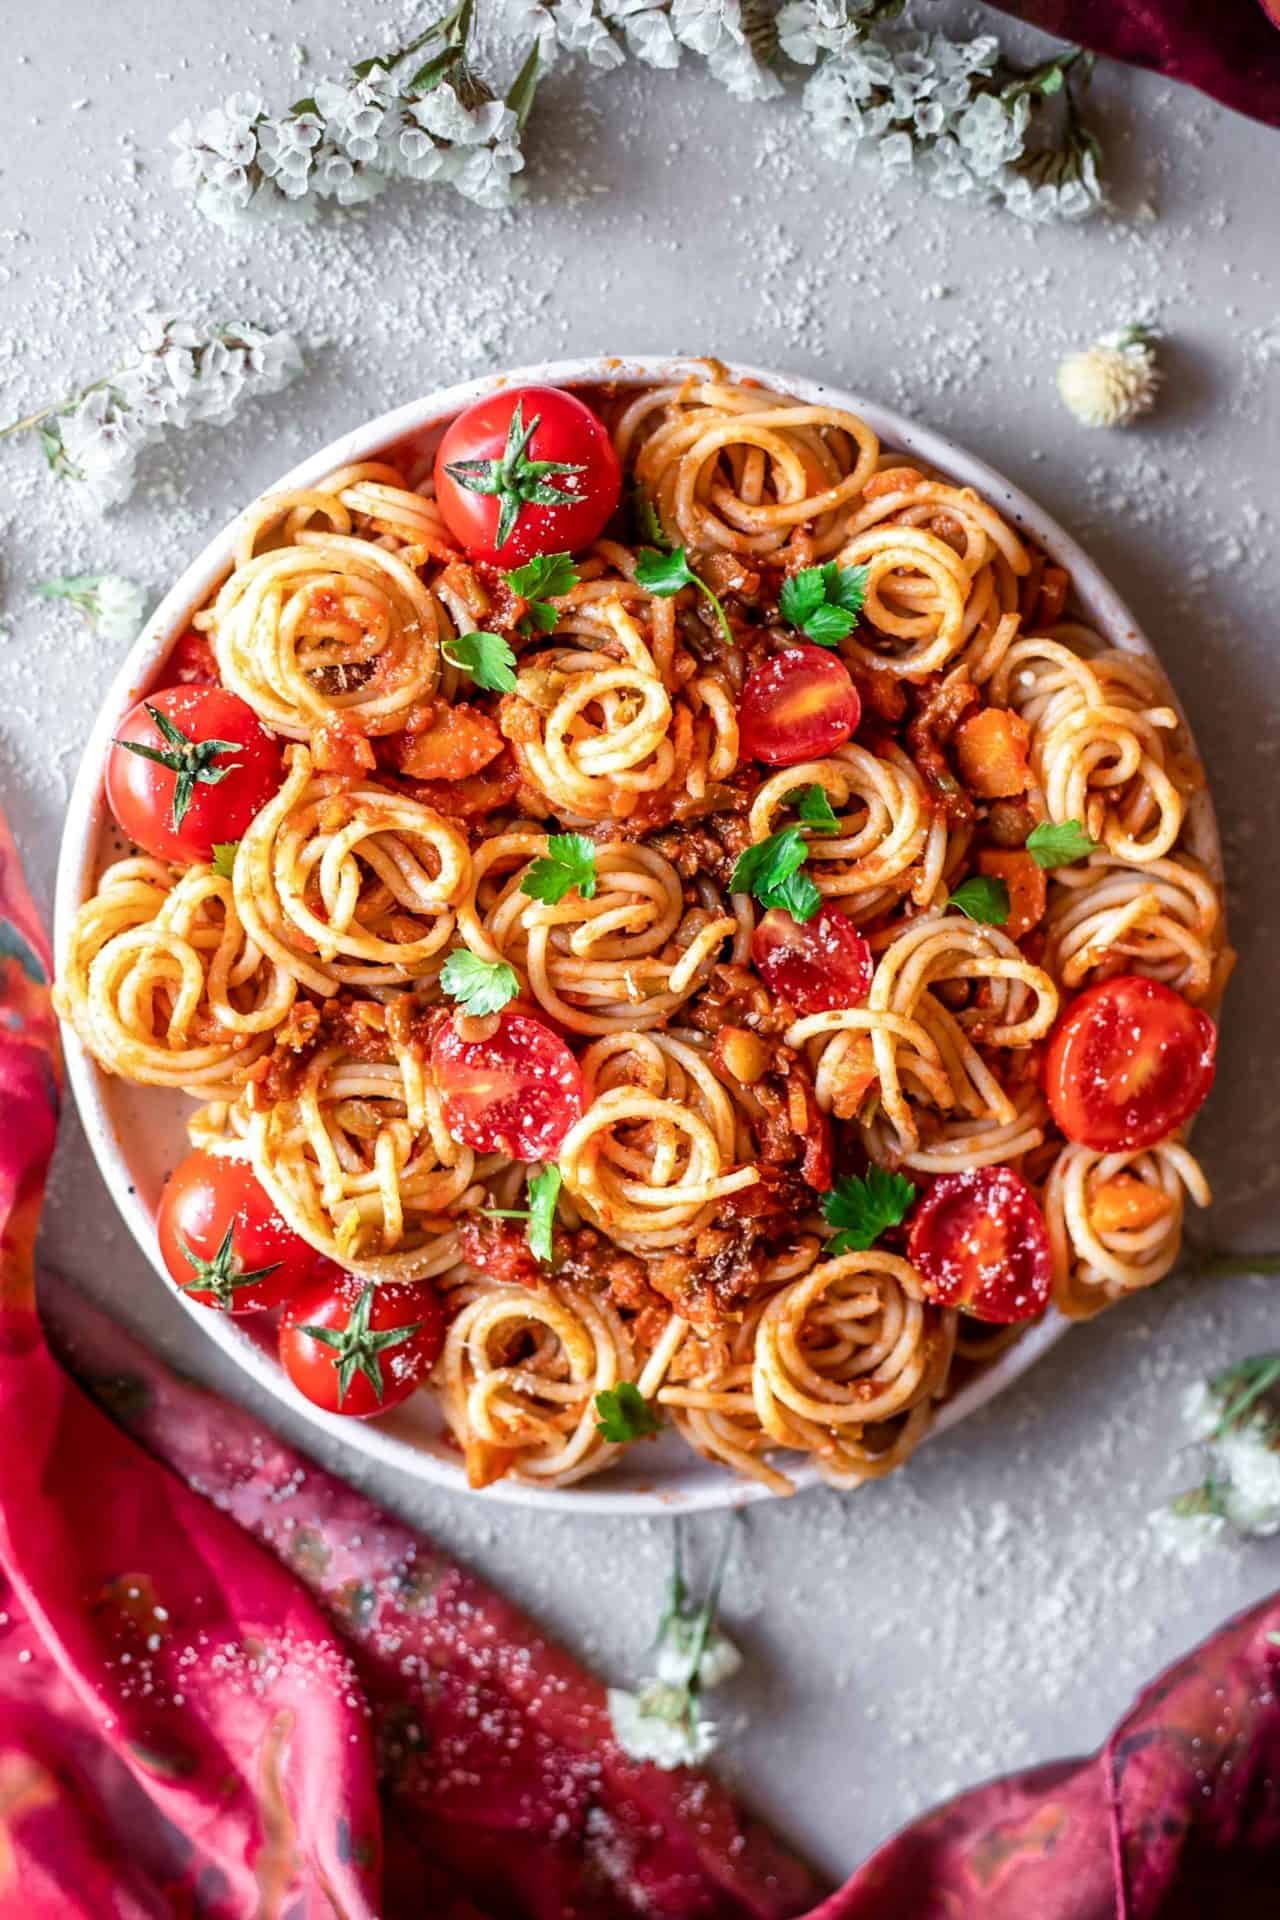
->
[4,0,1279,1880]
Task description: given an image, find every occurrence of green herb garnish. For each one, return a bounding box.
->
[595,1380,664,1443]
[440,950,520,1016]
[778,563,869,647]
[729,827,821,922]
[505,550,579,634]
[1025,819,1100,870]
[635,545,732,647]
[822,1167,917,1255]
[946,875,1011,925]
[442,629,518,692]
[521,833,598,905]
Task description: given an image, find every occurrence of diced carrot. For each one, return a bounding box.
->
[1035,565,1070,626]
[829,1035,879,1121]
[954,708,1032,798]
[976,848,1047,941]
[312,719,377,776]
[864,465,925,499]
[391,704,504,781]
[1090,1175,1175,1235]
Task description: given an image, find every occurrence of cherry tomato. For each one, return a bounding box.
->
[908,1167,1053,1324]
[279,1269,445,1417]
[169,627,218,683]
[434,385,622,567]
[432,1007,585,1160]
[157,1150,317,1313]
[1043,975,1217,1151]
[738,647,861,767]
[107,685,283,865]
[752,903,874,1014]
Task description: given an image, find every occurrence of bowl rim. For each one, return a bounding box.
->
[54,352,1223,1514]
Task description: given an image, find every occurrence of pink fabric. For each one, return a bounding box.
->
[987,1,1280,126]
[3,804,1280,1917]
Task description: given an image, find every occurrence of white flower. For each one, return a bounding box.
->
[30,314,301,512]
[1149,1503,1229,1566]
[257,112,324,197]
[313,71,396,166]
[614,0,681,69]
[1057,328,1160,429]
[608,1683,719,1768]
[1218,1423,1280,1536]
[556,0,628,68]
[776,0,871,66]
[654,1617,742,1689]
[36,572,148,644]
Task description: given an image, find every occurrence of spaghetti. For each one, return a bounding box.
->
[58,369,1229,1497]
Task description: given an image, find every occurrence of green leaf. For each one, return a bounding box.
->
[440,949,520,1016]
[526,1164,561,1264]
[947,875,1011,926]
[595,1381,664,1444]
[635,547,697,596]
[505,39,541,129]
[37,573,100,607]
[779,563,868,646]
[506,550,579,634]
[211,841,240,880]
[822,1166,917,1255]
[635,545,732,646]
[632,484,666,549]
[521,833,597,906]
[793,784,840,834]
[1209,1351,1280,1439]
[730,827,821,922]
[1025,819,1100,870]
[442,629,517,692]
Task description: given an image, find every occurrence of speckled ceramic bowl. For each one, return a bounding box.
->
[55,356,1223,1512]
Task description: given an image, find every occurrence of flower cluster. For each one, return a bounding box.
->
[607,1518,742,1769]
[1152,1353,1280,1564]
[506,0,1103,220]
[3,313,301,512]
[171,0,539,229]
[1057,326,1161,428]
[36,574,148,645]
[801,27,1102,221]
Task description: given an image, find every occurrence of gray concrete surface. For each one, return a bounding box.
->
[3,0,1279,1883]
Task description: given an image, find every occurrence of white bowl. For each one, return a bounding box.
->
[55,355,1222,1513]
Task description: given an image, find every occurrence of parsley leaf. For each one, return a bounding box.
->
[595,1380,664,1444]
[822,1166,917,1255]
[506,551,579,634]
[1025,819,1100,870]
[442,629,518,692]
[635,545,732,647]
[947,875,1011,925]
[729,827,822,922]
[526,1164,562,1265]
[632,484,666,549]
[793,784,841,833]
[211,840,240,879]
[521,833,598,905]
[778,563,869,647]
[479,1163,562,1265]
[440,949,520,1016]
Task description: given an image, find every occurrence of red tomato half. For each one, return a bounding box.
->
[432,1008,584,1161]
[107,685,283,865]
[738,647,861,767]
[434,385,622,567]
[908,1167,1053,1325]
[1043,975,1217,1151]
[279,1270,445,1417]
[752,903,874,1015]
[157,1150,317,1313]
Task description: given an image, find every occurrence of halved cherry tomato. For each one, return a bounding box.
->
[157,1150,317,1313]
[279,1269,444,1417]
[434,385,622,567]
[738,647,861,767]
[107,685,283,865]
[751,904,874,1014]
[908,1167,1053,1324]
[1043,974,1216,1151]
[432,1007,585,1160]
[169,627,217,683]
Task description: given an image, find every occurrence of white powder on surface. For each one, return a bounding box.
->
[4,0,1280,1884]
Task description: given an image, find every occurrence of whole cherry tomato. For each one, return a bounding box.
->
[738,647,861,767]
[434,385,622,566]
[908,1167,1053,1324]
[279,1270,445,1417]
[1043,975,1217,1152]
[157,1150,317,1313]
[431,1007,584,1161]
[107,684,282,864]
[752,903,874,1015]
